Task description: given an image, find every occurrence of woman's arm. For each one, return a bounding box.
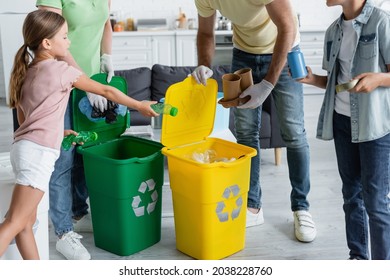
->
[101,0,113,55]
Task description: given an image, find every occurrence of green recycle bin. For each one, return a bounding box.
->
[74,73,164,256]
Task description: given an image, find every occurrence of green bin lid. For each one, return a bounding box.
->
[72,73,130,147]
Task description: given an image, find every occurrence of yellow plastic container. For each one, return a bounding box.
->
[161,77,256,259]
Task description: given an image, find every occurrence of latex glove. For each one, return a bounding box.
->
[237,79,274,109]
[191,65,213,86]
[100,54,114,83]
[86,92,108,112]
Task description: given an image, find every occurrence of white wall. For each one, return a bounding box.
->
[291,0,341,29]
[111,0,342,30]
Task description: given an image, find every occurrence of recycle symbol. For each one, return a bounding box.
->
[131,178,158,217]
[215,184,243,222]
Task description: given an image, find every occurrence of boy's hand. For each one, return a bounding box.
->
[295,66,312,84]
[353,72,383,93]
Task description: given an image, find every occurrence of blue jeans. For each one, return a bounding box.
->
[49,98,89,236]
[231,47,311,211]
[333,112,390,260]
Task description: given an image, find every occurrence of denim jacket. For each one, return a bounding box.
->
[317,0,390,143]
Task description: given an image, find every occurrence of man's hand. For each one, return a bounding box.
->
[237,79,274,109]
[86,92,108,112]
[100,54,114,83]
[191,65,213,86]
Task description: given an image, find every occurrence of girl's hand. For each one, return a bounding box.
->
[353,72,384,93]
[138,100,159,117]
[64,130,78,147]
[64,129,78,137]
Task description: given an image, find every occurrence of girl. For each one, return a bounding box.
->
[299,0,390,259]
[0,9,157,259]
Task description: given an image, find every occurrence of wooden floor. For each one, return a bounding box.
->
[0,95,349,260]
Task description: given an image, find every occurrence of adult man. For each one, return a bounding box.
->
[192,0,316,242]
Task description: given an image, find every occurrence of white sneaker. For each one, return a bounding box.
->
[73,213,93,232]
[56,231,91,260]
[293,210,317,242]
[246,208,264,228]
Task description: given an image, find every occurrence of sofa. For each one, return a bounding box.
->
[12,64,285,164]
[115,64,285,165]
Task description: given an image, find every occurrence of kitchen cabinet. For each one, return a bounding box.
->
[152,35,176,67]
[175,32,198,66]
[112,30,235,69]
[112,34,153,70]
[299,30,327,95]
[112,31,176,70]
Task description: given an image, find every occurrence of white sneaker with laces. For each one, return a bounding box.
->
[56,231,91,260]
[246,208,264,228]
[293,210,316,242]
[73,213,93,233]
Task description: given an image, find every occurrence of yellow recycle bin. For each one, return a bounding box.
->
[161,77,256,260]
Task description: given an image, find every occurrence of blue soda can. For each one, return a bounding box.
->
[287,50,308,80]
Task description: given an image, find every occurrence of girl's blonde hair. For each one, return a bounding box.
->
[8,9,65,108]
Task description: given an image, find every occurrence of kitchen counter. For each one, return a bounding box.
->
[113,29,233,37]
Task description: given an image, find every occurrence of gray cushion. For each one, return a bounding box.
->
[151,64,195,102]
[115,67,152,125]
[115,68,152,106]
[151,64,231,101]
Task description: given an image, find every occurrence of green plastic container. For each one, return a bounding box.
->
[74,73,164,256]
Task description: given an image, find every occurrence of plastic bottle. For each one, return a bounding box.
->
[61,131,98,151]
[151,103,178,117]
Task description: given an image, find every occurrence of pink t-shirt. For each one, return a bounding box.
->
[14,59,82,150]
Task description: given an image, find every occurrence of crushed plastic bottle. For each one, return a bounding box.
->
[151,103,178,116]
[61,131,98,151]
[190,149,236,163]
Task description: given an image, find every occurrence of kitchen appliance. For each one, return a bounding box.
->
[136,18,168,31]
[212,32,233,66]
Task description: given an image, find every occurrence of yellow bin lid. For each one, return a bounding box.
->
[161,77,218,148]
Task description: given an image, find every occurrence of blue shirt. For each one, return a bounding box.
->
[317,0,390,143]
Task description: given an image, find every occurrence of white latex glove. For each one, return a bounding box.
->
[237,79,274,109]
[100,54,114,83]
[191,65,214,86]
[86,92,108,112]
